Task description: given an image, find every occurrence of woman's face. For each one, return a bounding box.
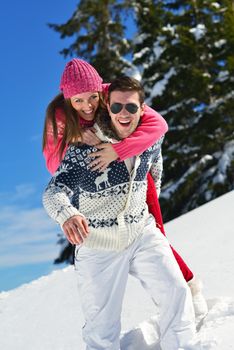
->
[70,91,100,121]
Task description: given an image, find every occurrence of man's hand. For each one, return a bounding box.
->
[62,215,89,245]
[82,128,101,146]
[88,143,119,172]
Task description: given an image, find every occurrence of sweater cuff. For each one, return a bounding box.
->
[56,206,84,226]
[112,140,129,161]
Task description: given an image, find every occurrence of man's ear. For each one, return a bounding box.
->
[140,103,146,116]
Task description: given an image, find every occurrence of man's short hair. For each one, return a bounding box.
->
[108,76,145,105]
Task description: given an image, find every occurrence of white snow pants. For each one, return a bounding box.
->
[75,216,197,350]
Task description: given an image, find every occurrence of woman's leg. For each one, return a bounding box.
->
[146,172,194,281]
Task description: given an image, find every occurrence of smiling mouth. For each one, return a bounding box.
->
[118,119,131,126]
[83,110,94,115]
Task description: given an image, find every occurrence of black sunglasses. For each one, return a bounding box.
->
[110,103,140,114]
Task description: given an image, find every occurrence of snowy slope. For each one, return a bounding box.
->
[0,191,233,350]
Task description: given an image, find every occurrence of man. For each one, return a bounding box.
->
[43,76,199,349]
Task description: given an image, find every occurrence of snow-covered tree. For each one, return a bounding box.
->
[134,0,234,221]
[48,0,134,81]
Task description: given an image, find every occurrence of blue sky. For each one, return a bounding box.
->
[0,0,80,291]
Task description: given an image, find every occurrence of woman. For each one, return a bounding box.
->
[43,58,168,174]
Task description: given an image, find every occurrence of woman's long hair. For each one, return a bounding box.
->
[42,92,106,160]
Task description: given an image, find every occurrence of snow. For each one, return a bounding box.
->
[162,155,213,200]
[133,33,149,45]
[153,40,165,60]
[159,98,195,116]
[147,67,176,103]
[0,190,234,349]
[207,91,234,112]
[189,24,206,41]
[123,64,142,81]
[162,24,176,36]
[217,70,229,82]
[213,141,234,184]
[134,47,150,60]
[211,2,221,9]
[214,39,226,48]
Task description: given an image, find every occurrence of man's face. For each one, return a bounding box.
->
[107,90,144,139]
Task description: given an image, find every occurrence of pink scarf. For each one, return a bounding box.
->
[79,116,94,128]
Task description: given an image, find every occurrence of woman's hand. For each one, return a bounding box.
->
[62,215,89,245]
[88,143,119,172]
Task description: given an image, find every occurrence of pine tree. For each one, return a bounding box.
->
[48,0,134,81]
[134,0,234,221]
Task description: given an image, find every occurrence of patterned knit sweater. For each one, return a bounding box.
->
[43,127,163,251]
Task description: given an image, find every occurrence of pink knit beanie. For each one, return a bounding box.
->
[60,58,103,98]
